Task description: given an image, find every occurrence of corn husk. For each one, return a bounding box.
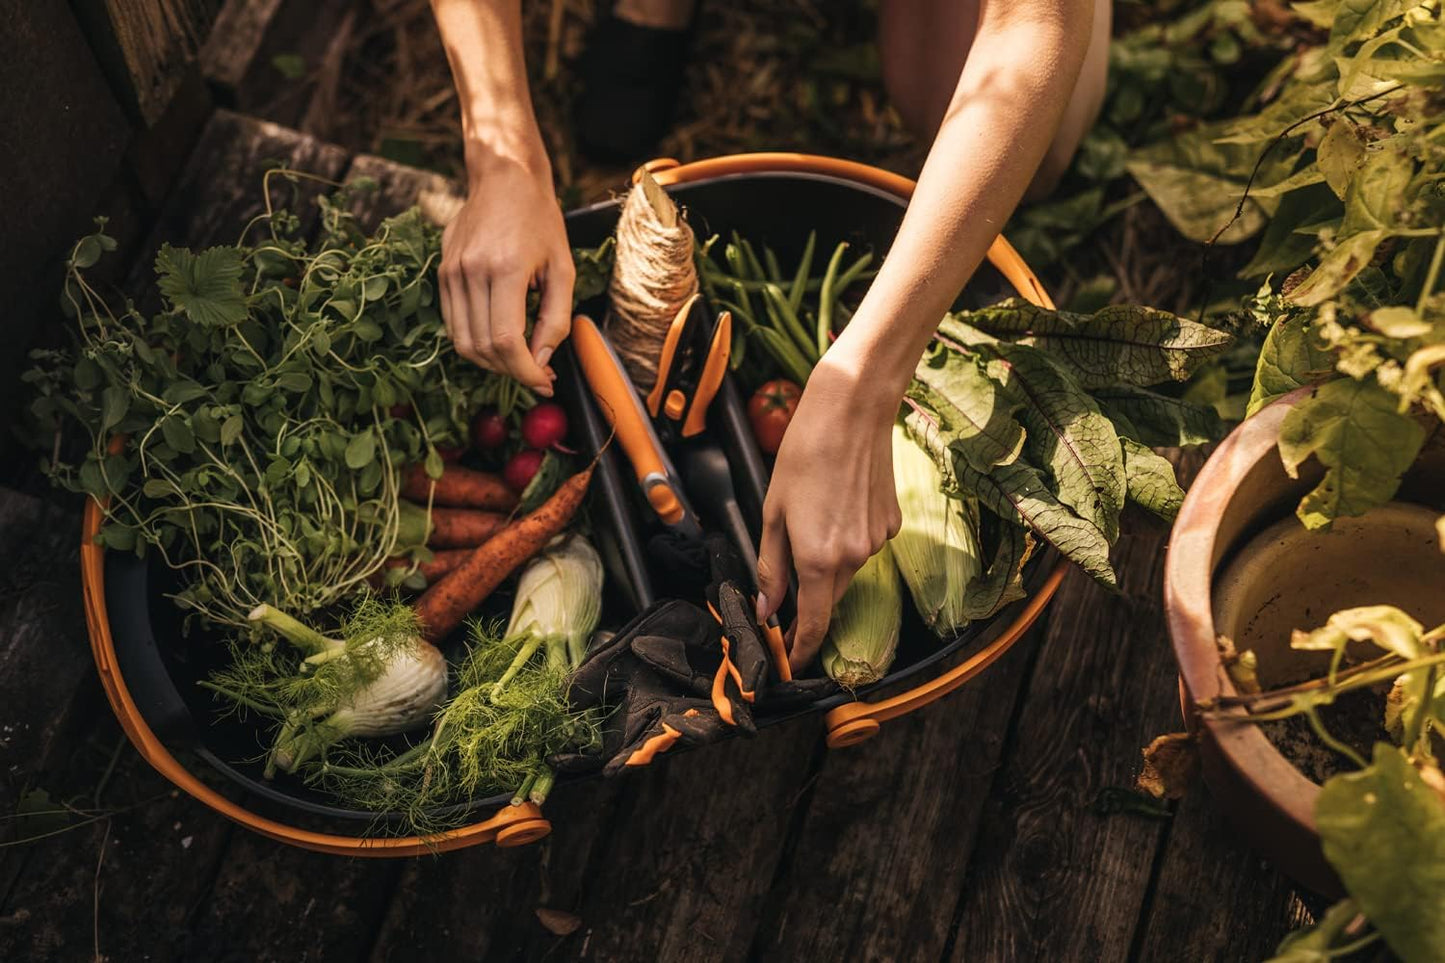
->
[505,534,604,670]
[890,422,984,635]
[822,543,903,689]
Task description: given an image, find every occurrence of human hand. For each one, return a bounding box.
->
[439,155,575,397]
[754,354,903,673]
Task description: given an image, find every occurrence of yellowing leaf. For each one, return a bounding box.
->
[1367,306,1433,339]
[1248,314,1337,416]
[1288,230,1388,306]
[1291,605,1424,659]
[1317,120,1366,200]
[1316,745,1445,963]
[1278,378,1427,529]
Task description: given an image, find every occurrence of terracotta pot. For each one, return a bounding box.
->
[1164,387,1445,894]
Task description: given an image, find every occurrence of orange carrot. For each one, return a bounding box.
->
[425,507,508,548]
[414,465,594,641]
[401,463,516,511]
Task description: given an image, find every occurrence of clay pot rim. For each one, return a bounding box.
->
[1164,386,1320,837]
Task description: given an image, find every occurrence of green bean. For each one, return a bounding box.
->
[763,246,784,284]
[817,242,849,357]
[763,283,817,364]
[754,327,814,385]
[833,251,875,295]
[788,230,817,314]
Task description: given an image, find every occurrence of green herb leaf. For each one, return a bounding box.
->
[220,414,243,446]
[344,430,376,470]
[1278,378,1427,529]
[155,244,248,327]
[161,416,196,454]
[1316,745,1445,963]
[100,386,128,432]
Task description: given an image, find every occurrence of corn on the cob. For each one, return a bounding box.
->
[890,422,984,636]
[822,543,903,689]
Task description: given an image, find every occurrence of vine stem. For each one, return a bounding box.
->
[1416,232,1445,315]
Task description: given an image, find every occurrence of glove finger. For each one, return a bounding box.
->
[632,634,717,695]
[717,581,769,696]
[763,677,841,711]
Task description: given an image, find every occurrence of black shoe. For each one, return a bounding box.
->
[575,14,694,164]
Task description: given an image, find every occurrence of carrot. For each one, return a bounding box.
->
[414,464,594,641]
[401,463,517,511]
[425,507,509,548]
[367,548,474,589]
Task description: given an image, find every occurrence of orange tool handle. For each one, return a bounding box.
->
[636,153,1055,311]
[571,314,687,525]
[81,499,551,855]
[682,309,732,438]
[637,153,1061,743]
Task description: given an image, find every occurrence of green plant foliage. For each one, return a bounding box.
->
[901,301,1229,587]
[1317,745,1445,963]
[27,177,611,632]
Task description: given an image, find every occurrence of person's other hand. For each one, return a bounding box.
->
[439,155,574,396]
[754,354,902,672]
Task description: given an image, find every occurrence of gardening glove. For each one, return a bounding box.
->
[630,582,761,734]
[552,600,748,776]
[703,534,839,710]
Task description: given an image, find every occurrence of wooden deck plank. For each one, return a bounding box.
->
[1133,785,1306,962]
[1,109,358,963]
[747,625,1044,962]
[945,519,1194,963]
[537,721,822,963]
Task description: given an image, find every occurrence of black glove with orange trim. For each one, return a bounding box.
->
[550,600,750,777]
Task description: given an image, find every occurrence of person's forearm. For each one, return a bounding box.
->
[431,0,548,187]
[829,0,1093,400]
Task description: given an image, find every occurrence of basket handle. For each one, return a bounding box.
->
[824,562,1068,748]
[82,499,551,855]
[636,153,1055,311]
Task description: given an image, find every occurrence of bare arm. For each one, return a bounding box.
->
[757,0,1095,669]
[432,0,574,395]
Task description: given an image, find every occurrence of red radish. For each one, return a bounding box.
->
[504,449,546,493]
[521,403,568,450]
[471,408,509,450]
[388,402,414,419]
[437,444,466,464]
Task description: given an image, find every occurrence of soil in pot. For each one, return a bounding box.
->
[1256,687,1389,785]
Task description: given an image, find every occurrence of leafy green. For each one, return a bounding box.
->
[1317,745,1445,963]
[903,409,1117,587]
[909,343,1026,472]
[943,300,1233,389]
[29,179,608,633]
[1278,377,1427,529]
[1120,438,1185,521]
[972,340,1126,542]
[1092,384,1224,447]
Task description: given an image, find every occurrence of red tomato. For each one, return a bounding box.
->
[747,379,802,454]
